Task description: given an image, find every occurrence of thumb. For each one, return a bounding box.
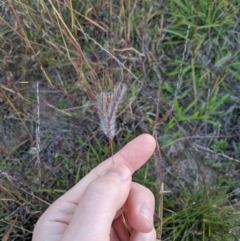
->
[62,163,132,241]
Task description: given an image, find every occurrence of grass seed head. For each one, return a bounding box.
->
[97,82,126,140]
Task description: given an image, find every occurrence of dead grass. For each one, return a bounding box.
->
[0,0,240,240]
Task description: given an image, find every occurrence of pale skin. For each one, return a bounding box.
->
[32,134,157,241]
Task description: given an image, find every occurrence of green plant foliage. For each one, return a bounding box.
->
[0,0,239,240]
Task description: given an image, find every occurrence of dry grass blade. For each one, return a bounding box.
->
[0,87,33,141]
[97,82,127,140]
[36,82,41,191]
[74,26,138,81]
[2,217,17,241]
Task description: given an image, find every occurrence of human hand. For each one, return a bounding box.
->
[32,134,157,241]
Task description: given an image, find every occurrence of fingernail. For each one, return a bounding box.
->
[140,203,153,224]
[105,164,131,182]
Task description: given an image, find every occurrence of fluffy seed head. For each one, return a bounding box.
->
[97,82,126,140]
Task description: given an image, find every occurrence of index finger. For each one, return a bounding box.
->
[57,134,156,204]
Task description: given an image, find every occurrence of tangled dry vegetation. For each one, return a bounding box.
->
[0,0,240,240]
